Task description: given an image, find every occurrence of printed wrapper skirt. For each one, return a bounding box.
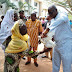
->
[4,49,39,72]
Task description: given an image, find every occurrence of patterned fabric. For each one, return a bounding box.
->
[4,50,39,72]
[4,53,21,72]
[26,19,43,50]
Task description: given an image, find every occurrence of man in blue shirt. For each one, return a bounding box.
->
[48,5,72,72]
[40,5,72,72]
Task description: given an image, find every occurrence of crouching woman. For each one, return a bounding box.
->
[4,20,29,72]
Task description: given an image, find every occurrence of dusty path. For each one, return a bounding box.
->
[0,43,64,72]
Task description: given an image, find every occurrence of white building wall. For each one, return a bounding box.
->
[34,1,39,17]
[30,0,34,14]
[31,0,34,7]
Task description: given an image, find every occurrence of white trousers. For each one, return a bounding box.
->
[52,40,72,72]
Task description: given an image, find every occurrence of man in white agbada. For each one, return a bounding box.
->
[40,5,72,72]
[0,9,18,50]
[47,5,72,72]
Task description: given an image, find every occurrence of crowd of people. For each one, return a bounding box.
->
[0,5,72,72]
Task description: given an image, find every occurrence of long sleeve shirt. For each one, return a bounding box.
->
[49,13,72,43]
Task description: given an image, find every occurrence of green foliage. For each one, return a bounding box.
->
[0,0,6,4]
[18,1,36,14]
[6,57,14,64]
[29,51,34,54]
[0,0,16,9]
[17,67,19,72]
[18,1,24,9]
[6,0,16,9]
[68,14,72,20]
[45,0,72,15]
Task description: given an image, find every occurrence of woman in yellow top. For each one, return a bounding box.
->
[4,20,29,72]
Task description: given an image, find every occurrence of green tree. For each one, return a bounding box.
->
[27,3,36,14]
[45,0,72,15]
[0,0,17,9]
[18,1,24,10]
[0,0,6,4]
[18,1,36,14]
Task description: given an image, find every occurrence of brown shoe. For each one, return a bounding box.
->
[25,61,31,65]
[34,62,38,67]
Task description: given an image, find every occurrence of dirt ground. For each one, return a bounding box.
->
[0,43,64,72]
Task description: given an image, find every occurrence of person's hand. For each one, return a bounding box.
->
[52,37,54,41]
[46,15,52,21]
[41,34,44,38]
[41,33,47,38]
[38,40,41,44]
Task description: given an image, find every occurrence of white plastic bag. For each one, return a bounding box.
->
[38,31,56,48]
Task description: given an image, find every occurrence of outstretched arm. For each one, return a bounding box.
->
[41,28,50,38]
[49,14,68,31]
